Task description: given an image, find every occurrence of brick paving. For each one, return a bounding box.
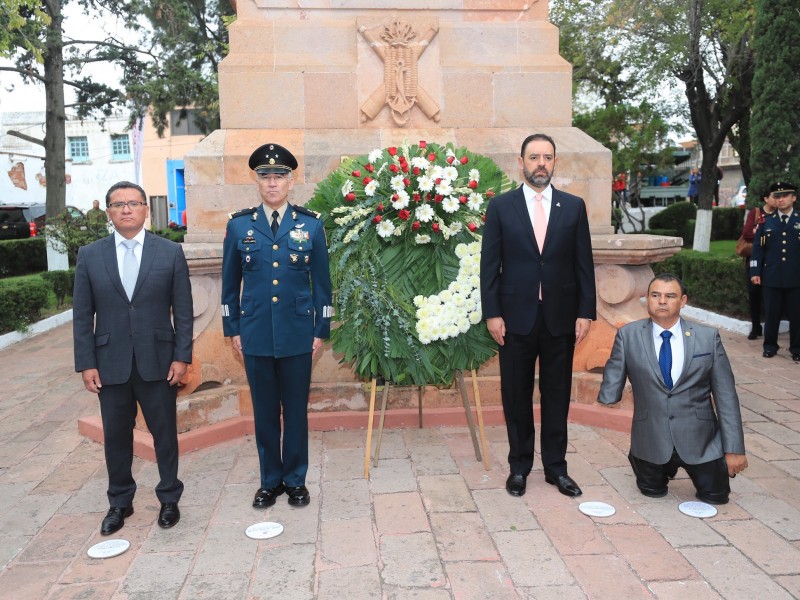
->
[0,322,799,599]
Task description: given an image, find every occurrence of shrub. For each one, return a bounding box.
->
[45,213,109,264]
[649,201,697,232]
[40,269,75,308]
[154,228,185,243]
[0,238,47,277]
[711,207,745,241]
[652,250,748,318]
[0,277,50,333]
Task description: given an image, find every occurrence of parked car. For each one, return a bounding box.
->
[0,203,85,240]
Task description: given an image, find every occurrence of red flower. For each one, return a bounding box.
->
[427,153,436,161]
[351,170,361,177]
[432,223,440,233]
[446,156,455,164]
[459,195,468,204]
[401,164,409,173]
[398,209,410,220]
[434,195,443,203]
[419,140,427,148]
[468,222,478,232]
[413,167,421,175]
[413,193,421,202]
[460,156,469,165]
[482,214,486,222]
[403,177,411,186]
[389,164,399,173]
[486,190,495,197]
[412,221,421,231]
[345,193,356,202]
[388,147,398,156]
[468,180,478,189]
[365,163,375,173]
[363,176,373,185]
[372,215,382,224]
[377,203,384,212]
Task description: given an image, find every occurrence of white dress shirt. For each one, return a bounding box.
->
[522,183,552,232]
[652,320,685,386]
[114,229,146,282]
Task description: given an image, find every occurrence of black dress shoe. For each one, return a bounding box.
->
[639,486,668,498]
[747,330,760,340]
[763,350,776,358]
[793,354,800,362]
[286,485,310,507]
[100,506,133,536]
[253,484,285,508]
[545,474,583,497]
[158,503,180,529]
[505,474,526,497]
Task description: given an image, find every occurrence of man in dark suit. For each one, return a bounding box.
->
[750,181,800,361]
[222,143,332,509]
[597,274,747,503]
[480,133,596,498]
[73,181,193,535]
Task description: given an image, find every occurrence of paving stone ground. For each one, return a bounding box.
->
[1,322,799,599]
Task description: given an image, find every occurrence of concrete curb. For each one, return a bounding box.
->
[0,308,73,351]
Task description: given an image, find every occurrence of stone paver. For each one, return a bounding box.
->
[1,322,800,599]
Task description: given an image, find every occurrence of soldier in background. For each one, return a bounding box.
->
[221,143,333,508]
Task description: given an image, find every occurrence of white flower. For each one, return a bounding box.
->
[376,219,395,238]
[442,166,459,181]
[469,168,480,182]
[393,226,403,236]
[415,234,431,244]
[391,174,406,192]
[364,180,379,196]
[436,181,454,196]
[368,149,383,164]
[341,179,354,196]
[448,222,463,235]
[410,156,429,170]
[467,193,483,211]
[455,244,469,258]
[468,241,481,254]
[413,295,425,307]
[446,148,456,159]
[442,196,460,214]
[415,204,435,222]
[469,310,482,325]
[391,190,410,210]
[428,165,444,181]
[417,175,434,192]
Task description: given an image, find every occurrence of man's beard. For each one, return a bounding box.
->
[523,165,553,188]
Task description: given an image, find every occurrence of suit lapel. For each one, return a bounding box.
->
[640,320,665,386]
[252,204,273,240]
[544,188,566,253]
[510,186,537,250]
[102,235,128,300]
[133,232,158,300]
[674,318,695,390]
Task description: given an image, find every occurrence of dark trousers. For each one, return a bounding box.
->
[499,309,576,478]
[629,449,730,504]
[745,259,762,331]
[762,286,800,354]
[98,358,183,507]
[243,353,312,489]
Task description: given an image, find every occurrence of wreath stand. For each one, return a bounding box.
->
[363,369,491,478]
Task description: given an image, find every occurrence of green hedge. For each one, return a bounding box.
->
[0,276,51,333]
[40,269,75,308]
[0,238,47,277]
[652,250,748,319]
[645,204,744,249]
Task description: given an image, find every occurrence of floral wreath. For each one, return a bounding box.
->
[308,141,515,386]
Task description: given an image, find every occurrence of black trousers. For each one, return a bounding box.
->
[745,258,762,331]
[98,357,183,507]
[629,449,730,504]
[762,286,800,355]
[499,309,575,478]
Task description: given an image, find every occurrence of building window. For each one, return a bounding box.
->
[69,136,89,162]
[169,109,204,136]
[111,134,131,160]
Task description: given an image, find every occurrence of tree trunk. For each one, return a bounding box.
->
[43,0,68,270]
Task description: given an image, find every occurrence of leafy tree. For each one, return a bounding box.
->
[748,0,800,200]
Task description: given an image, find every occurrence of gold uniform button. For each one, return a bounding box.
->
[273,244,278,250]
[272,296,278,303]
[273,261,279,267]
[272,279,278,285]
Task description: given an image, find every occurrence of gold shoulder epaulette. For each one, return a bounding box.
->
[228,207,258,220]
[293,205,320,219]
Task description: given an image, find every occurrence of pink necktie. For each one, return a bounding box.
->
[534,193,546,300]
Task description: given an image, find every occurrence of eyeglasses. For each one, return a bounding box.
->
[108,201,147,210]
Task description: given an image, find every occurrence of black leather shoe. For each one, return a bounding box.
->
[545,474,583,497]
[747,329,760,340]
[158,503,180,529]
[639,487,668,498]
[100,506,133,536]
[792,354,800,363]
[253,484,285,508]
[505,474,526,497]
[763,350,776,358]
[286,485,310,507]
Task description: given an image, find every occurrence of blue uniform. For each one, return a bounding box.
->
[750,209,800,355]
[221,202,332,488]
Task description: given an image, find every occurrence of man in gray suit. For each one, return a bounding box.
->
[597,274,747,504]
[73,181,193,535]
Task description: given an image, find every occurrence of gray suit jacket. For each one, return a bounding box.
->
[597,318,745,465]
[73,231,193,385]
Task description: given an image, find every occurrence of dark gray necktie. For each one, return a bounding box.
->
[121,239,138,299]
[782,214,789,225]
[271,210,280,235]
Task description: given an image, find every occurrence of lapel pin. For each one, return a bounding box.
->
[247,230,253,236]
[685,331,691,337]
[556,202,561,207]
[292,211,297,220]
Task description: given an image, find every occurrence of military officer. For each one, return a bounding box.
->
[750,181,800,362]
[221,143,333,508]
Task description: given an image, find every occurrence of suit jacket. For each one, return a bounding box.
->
[597,317,745,465]
[480,185,596,336]
[750,208,800,289]
[221,203,332,357]
[73,231,193,385]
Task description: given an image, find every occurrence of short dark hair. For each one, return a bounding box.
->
[105,181,147,207]
[648,273,687,297]
[520,133,557,158]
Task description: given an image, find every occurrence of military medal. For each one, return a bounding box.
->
[289,254,299,264]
